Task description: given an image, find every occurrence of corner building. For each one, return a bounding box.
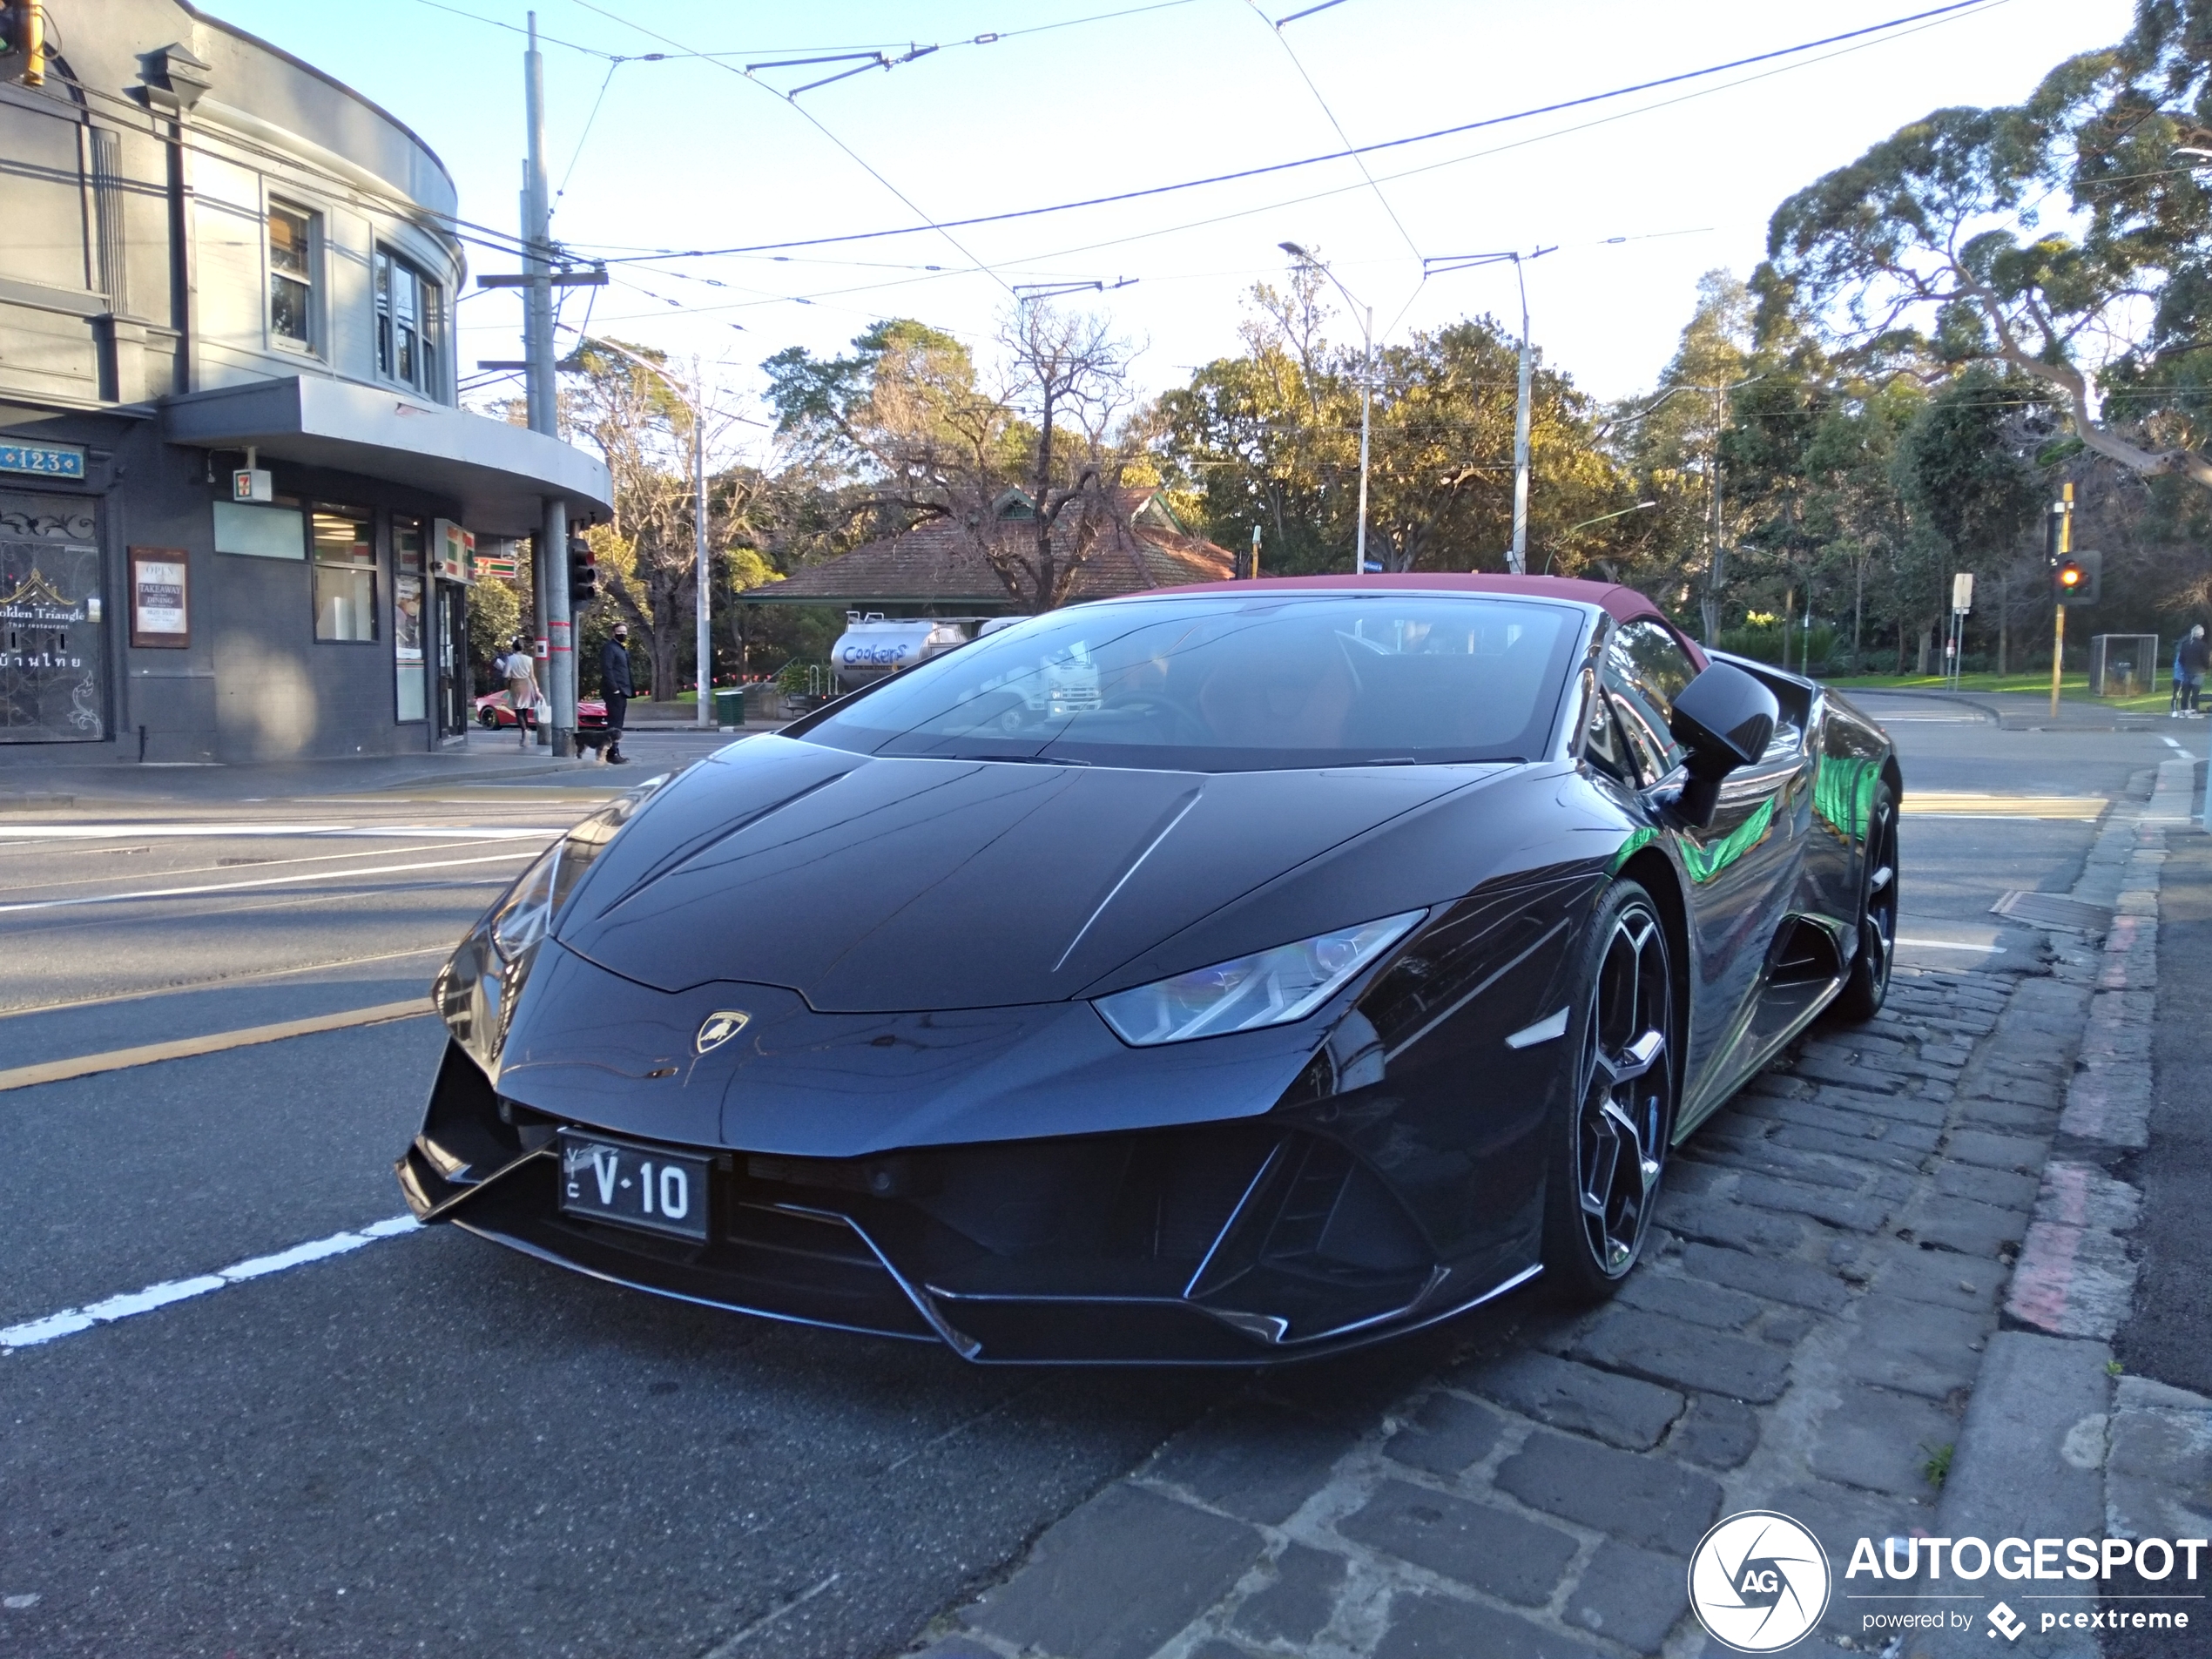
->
[0,0,609,763]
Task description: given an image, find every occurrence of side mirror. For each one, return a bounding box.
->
[1668,661,1779,828]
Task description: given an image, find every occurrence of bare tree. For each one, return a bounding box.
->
[762,308,1140,611]
[970,301,1138,611]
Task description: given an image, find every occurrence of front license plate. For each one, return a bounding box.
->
[556,1130,711,1243]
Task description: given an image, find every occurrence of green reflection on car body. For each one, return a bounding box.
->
[1680,796,1777,885]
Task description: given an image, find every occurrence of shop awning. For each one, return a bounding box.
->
[162,375,611,536]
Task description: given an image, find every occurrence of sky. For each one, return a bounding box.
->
[208,0,2139,449]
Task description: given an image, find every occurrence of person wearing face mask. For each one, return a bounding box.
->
[599,621,634,763]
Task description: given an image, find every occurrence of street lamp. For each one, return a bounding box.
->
[1279,242,1375,576]
[574,336,715,730]
[1544,502,1658,574]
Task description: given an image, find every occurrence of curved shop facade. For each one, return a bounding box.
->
[0,0,609,764]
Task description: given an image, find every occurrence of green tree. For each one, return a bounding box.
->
[1764,6,2212,496]
[1612,272,1758,638]
[1160,265,1632,577]
[562,339,758,698]
[466,575,523,692]
[1799,376,1926,670]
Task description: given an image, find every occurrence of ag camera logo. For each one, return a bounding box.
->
[1689,1511,1832,1652]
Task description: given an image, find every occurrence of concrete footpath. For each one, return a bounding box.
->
[908,762,2209,1659]
[1861,687,2170,735]
[0,719,779,807]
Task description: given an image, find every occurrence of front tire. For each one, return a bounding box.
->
[1832,785,1898,1023]
[1541,880,1676,1303]
[478,706,498,728]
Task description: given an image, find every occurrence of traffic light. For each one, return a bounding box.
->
[2051,550,2101,606]
[568,533,597,604]
[0,0,45,85]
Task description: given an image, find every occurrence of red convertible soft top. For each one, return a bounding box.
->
[1137,572,1709,669]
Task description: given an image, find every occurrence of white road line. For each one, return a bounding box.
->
[0,943,453,1022]
[0,1216,420,1355]
[1897,937,2007,954]
[0,824,563,840]
[2163,738,2195,757]
[0,849,541,915]
[0,833,559,903]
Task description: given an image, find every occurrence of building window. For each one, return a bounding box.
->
[268,203,315,349]
[374,248,443,399]
[312,505,377,642]
[393,516,426,721]
[213,496,306,559]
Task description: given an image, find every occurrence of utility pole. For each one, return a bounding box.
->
[1703,385,1725,644]
[1420,248,1554,577]
[2048,481,2074,718]
[1509,272,1534,577]
[523,13,572,756]
[693,354,711,729]
[575,338,738,729]
[1354,303,1373,574]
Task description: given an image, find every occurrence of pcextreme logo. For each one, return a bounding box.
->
[1689,1511,1833,1652]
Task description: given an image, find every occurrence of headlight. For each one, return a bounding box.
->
[490,842,560,962]
[1093,910,1426,1047]
[436,779,664,1075]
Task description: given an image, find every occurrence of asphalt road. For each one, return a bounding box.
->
[0,707,2182,1657]
[2118,819,2212,1398]
[1850,690,2180,972]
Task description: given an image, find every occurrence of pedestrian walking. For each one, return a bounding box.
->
[600,621,634,765]
[2179,624,2209,718]
[502,637,539,749]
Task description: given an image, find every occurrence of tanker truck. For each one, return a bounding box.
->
[828,614,974,692]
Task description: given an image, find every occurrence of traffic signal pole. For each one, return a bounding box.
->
[2049,482,2073,718]
[522,14,573,756]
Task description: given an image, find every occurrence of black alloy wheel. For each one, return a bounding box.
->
[1833,785,1898,1022]
[1543,881,1675,1300]
[478,706,498,728]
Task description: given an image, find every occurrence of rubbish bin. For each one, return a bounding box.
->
[712,688,745,727]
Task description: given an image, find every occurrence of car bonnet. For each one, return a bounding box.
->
[553,734,1510,1012]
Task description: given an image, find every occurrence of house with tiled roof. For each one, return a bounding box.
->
[737,487,1237,610]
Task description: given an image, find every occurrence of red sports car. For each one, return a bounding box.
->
[474,695,608,731]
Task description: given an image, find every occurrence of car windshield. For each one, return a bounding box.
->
[791,593,1582,772]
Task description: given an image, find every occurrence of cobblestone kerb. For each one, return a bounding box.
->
[914,771,2188,1659]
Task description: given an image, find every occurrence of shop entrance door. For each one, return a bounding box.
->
[435,579,469,738]
[0,489,105,741]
